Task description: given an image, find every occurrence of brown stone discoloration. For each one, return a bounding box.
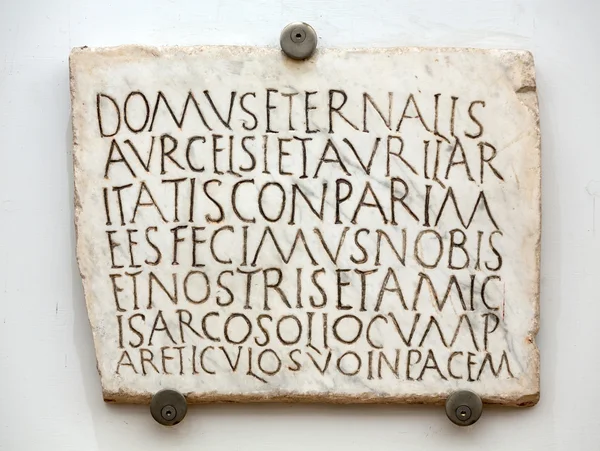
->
[102,388,539,406]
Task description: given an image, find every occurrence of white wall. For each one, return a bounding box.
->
[0,0,598,449]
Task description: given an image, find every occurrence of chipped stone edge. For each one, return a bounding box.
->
[498,49,541,408]
[69,44,539,66]
[70,51,110,394]
[69,45,541,407]
[103,390,539,407]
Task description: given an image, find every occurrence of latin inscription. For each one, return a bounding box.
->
[71,47,540,404]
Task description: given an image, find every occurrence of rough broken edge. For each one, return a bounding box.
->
[69,45,541,407]
[102,390,539,407]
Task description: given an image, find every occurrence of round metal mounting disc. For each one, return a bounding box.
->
[150,389,188,426]
[280,22,318,60]
[445,390,483,426]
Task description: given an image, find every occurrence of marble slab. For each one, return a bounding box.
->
[70,46,540,406]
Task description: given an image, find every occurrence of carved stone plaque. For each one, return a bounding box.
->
[70,46,540,406]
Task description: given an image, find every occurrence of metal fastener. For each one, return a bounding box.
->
[445,390,483,426]
[280,22,317,60]
[150,389,187,426]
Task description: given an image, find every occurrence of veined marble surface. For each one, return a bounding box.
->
[70,46,540,405]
